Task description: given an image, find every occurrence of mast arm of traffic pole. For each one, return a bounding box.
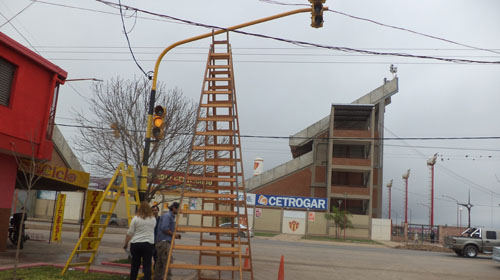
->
[151,7,316,90]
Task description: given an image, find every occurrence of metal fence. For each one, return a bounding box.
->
[392,224,439,243]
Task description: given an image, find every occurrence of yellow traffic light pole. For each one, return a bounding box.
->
[140,5,328,197]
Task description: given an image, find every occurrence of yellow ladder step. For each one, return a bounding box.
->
[103,198,116,202]
[174,245,240,252]
[76,249,97,254]
[169,263,239,271]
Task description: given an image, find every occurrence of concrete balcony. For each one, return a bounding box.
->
[332,157,370,167]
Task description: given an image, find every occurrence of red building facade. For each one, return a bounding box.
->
[0,32,67,250]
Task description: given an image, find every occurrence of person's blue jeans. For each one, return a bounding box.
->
[130,242,154,280]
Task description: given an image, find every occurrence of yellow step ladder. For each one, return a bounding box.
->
[61,163,140,275]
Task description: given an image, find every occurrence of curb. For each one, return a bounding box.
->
[0,263,129,275]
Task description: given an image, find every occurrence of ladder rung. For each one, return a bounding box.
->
[195,130,235,136]
[210,53,230,59]
[68,262,91,267]
[186,176,236,182]
[200,102,233,108]
[177,226,238,234]
[205,172,242,177]
[169,263,239,271]
[208,85,232,90]
[174,245,239,252]
[189,161,236,166]
[183,192,237,199]
[212,40,228,45]
[203,90,232,95]
[76,249,97,254]
[103,198,116,202]
[201,252,251,258]
[202,186,246,191]
[206,77,231,81]
[198,116,233,122]
[202,199,242,205]
[208,65,230,69]
[180,210,237,217]
[202,239,249,245]
[209,70,230,75]
[192,145,236,151]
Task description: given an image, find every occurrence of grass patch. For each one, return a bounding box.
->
[0,266,128,280]
[110,258,130,264]
[302,235,381,245]
[254,232,278,237]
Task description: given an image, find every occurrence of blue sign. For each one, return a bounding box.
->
[255,194,327,210]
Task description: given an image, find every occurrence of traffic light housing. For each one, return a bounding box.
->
[152,105,165,141]
[309,0,325,28]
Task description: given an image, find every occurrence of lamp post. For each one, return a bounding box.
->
[387,180,393,220]
[418,202,431,225]
[402,170,410,225]
[458,190,474,229]
[427,153,437,228]
[442,195,459,228]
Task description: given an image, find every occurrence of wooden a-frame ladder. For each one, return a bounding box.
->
[61,162,140,275]
[164,32,254,280]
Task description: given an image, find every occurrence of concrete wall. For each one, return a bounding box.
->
[307,211,327,235]
[371,218,391,241]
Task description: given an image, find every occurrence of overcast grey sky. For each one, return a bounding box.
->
[1,0,500,227]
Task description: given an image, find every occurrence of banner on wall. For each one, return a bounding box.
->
[51,193,66,242]
[256,194,327,210]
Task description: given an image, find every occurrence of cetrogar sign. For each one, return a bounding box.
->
[255,194,327,210]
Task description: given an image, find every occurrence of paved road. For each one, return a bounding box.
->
[3,225,499,280]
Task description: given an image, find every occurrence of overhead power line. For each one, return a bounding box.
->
[0,1,36,28]
[95,0,500,65]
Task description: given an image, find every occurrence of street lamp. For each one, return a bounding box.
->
[417,203,431,225]
[442,195,459,227]
[459,207,463,233]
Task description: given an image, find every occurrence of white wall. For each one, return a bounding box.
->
[371,218,391,241]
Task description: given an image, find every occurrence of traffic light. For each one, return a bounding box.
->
[309,0,325,28]
[152,105,166,141]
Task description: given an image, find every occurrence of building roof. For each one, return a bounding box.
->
[0,32,67,80]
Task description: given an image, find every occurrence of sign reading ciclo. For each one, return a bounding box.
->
[19,159,89,189]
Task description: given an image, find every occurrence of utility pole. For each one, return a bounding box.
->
[402,170,410,224]
[427,153,437,228]
[458,190,474,228]
[387,180,393,220]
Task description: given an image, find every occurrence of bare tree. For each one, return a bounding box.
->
[10,135,43,280]
[74,77,198,201]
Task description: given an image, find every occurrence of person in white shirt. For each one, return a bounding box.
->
[124,201,156,280]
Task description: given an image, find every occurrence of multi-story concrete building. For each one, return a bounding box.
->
[246,78,399,236]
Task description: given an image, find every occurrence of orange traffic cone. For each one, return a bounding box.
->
[244,247,250,269]
[277,255,284,280]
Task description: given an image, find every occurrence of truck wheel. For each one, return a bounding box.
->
[454,250,463,257]
[464,245,478,258]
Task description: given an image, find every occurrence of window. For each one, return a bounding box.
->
[486,231,497,240]
[0,57,16,106]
